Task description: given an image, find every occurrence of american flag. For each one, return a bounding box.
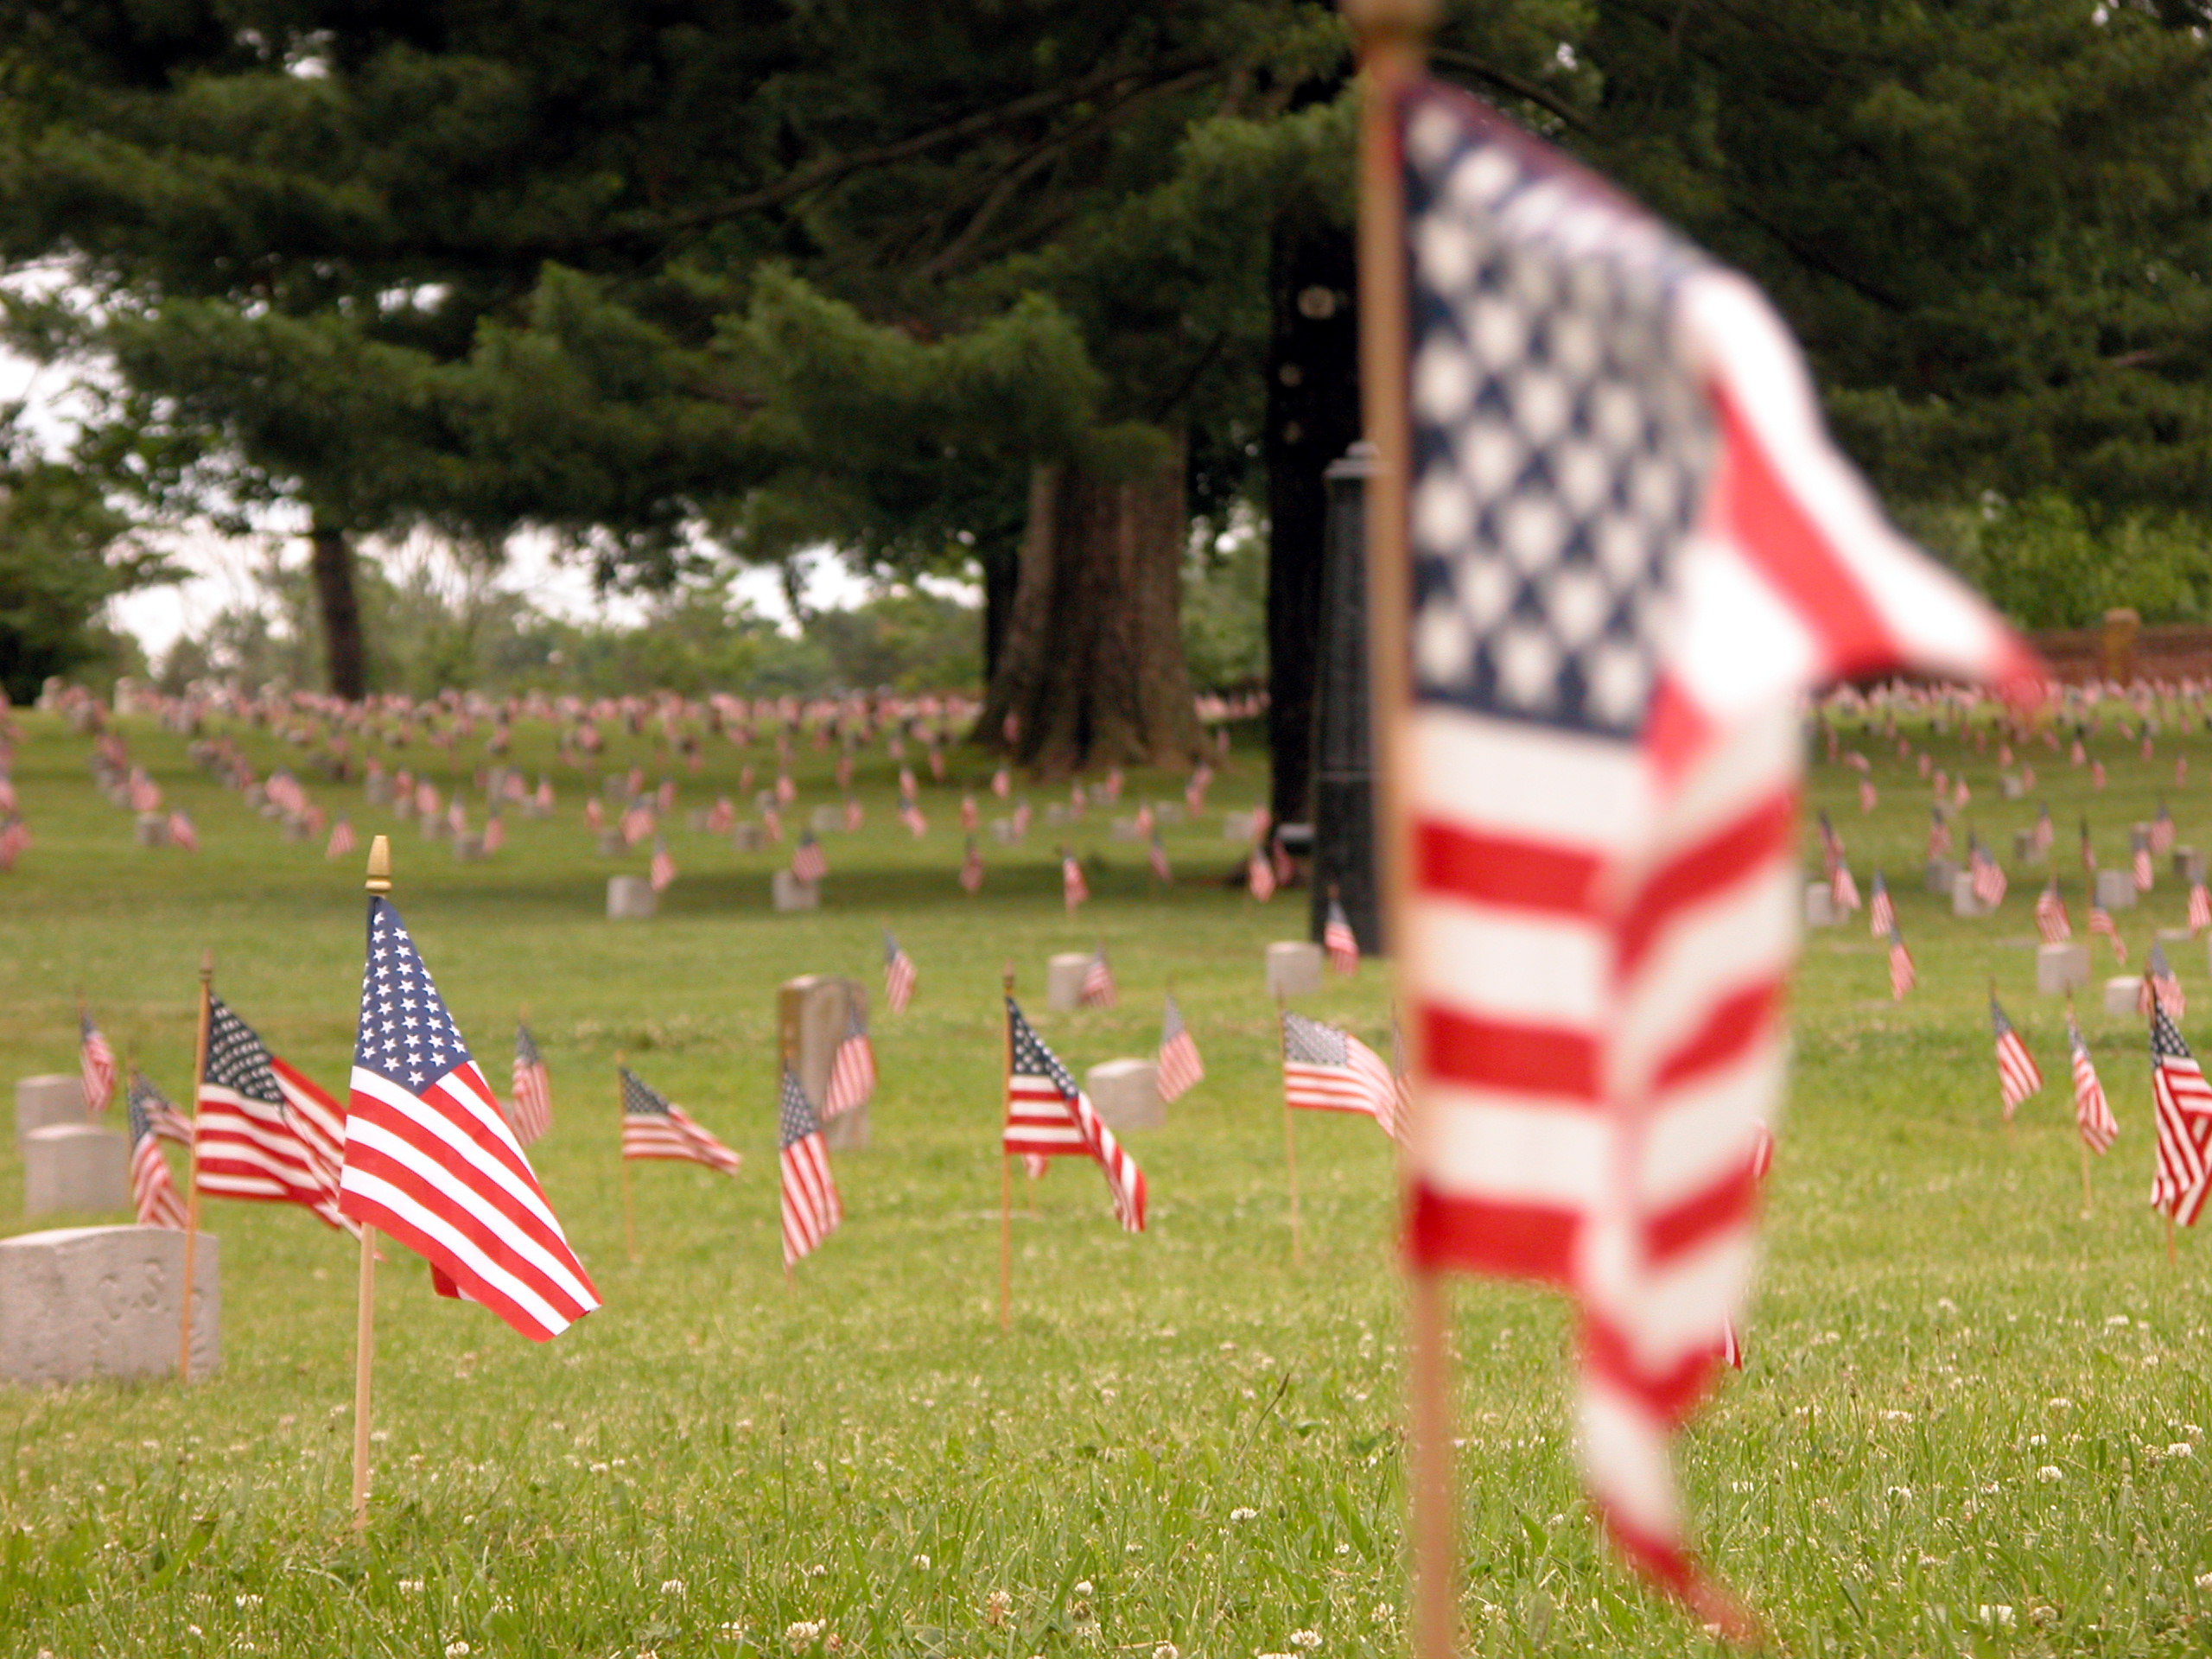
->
[2035,876,2070,944]
[194,997,345,1228]
[482,812,505,855]
[2148,996,2212,1227]
[1001,998,1145,1231]
[845,796,865,833]
[791,832,827,884]
[167,810,197,851]
[2139,945,2186,1021]
[1324,897,1361,974]
[779,1066,842,1267]
[2152,800,2177,855]
[1889,927,1916,1000]
[650,836,677,893]
[1062,849,1088,911]
[2032,803,2055,857]
[620,801,653,847]
[2089,905,2128,966]
[1079,948,1117,1009]
[1247,846,1276,902]
[2081,815,2096,875]
[1185,764,1211,812]
[1147,832,1173,883]
[1382,82,2037,1611]
[327,817,357,860]
[823,1000,876,1118]
[340,897,599,1341]
[1866,870,1894,938]
[620,1066,743,1174]
[2192,881,2212,937]
[127,1068,191,1144]
[1829,863,1859,913]
[959,836,984,893]
[585,797,605,833]
[1857,779,1877,814]
[125,1080,185,1229]
[992,766,1011,798]
[2068,1013,2117,1155]
[79,1012,117,1114]
[2133,829,2155,893]
[1282,1012,1400,1140]
[1927,808,1951,861]
[508,1023,552,1147]
[1990,995,2044,1121]
[1156,992,1204,1103]
[899,803,930,838]
[1968,836,2007,908]
[883,931,918,1014]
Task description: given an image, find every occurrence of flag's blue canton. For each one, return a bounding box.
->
[1990,996,2014,1038]
[205,997,282,1103]
[516,1023,541,1066]
[1283,1010,1348,1067]
[779,1067,820,1149]
[620,1068,672,1117]
[126,1088,156,1147]
[1401,88,1713,739]
[1007,1001,1077,1096]
[354,896,472,1092]
[2154,1003,2190,1061]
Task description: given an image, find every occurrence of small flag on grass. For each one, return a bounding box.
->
[509,1024,552,1147]
[1867,871,1894,938]
[2148,997,2212,1227]
[779,1067,842,1267]
[823,1001,876,1119]
[126,1081,185,1229]
[2069,1013,2116,1154]
[1990,994,2043,1121]
[1324,897,1360,974]
[1079,948,1117,1009]
[884,931,917,1013]
[128,1068,190,1144]
[79,1013,116,1115]
[341,898,599,1340]
[1156,993,1204,1103]
[1002,998,1145,1231]
[195,998,345,1229]
[620,1067,743,1175]
[1282,1012,1400,1140]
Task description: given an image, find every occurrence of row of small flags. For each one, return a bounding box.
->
[77,933,1397,1265]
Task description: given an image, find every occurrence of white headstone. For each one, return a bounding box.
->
[1925,858,1957,896]
[133,812,168,848]
[1046,953,1091,1011]
[1804,881,1838,927]
[597,830,627,857]
[1108,817,1141,842]
[2177,847,2204,883]
[810,805,842,835]
[1951,871,1987,918]
[1152,802,1185,827]
[1086,1058,1162,1132]
[1999,773,2027,801]
[2095,868,2138,911]
[1222,810,1255,842]
[2103,976,2139,1018]
[2012,829,2036,862]
[452,832,484,862]
[2036,943,2090,995]
[772,870,819,912]
[989,818,1019,843]
[1266,940,1325,1000]
[732,823,764,853]
[16,1075,85,1147]
[0,1225,219,1387]
[22,1124,130,1217]
[365,774,393,806]
[607,875,657,920]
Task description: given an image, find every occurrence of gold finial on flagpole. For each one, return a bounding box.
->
[365,834,391,894]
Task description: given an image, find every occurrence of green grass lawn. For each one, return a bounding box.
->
[1,697,2209,1657]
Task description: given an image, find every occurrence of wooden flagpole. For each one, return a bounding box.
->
[1275,995,1303,1267]
[1345,3,1450,1657]
[616,1051,640,1263]
[353,834,391,1532]
[1000,964,1015,1330]
[176,948,213,1382]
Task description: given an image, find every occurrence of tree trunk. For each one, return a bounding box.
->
[308,522,367,702]
[980,541,1020,686]
[978,433,1204,774]
[1264,216,1361,833]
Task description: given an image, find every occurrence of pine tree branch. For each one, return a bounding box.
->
[604,53,1217,245]
[1427,49,1592,131]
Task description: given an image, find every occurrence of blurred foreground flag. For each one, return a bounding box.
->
[1392,83,2037,1618]
[340,898,599,1342]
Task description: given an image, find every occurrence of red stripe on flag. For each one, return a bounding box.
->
[1654,981,1782,1094]
[1619,793,1795,970]
[1414,820,1601,915]
[1404,1185,1577,1284]
[1422,1004,1599,1097]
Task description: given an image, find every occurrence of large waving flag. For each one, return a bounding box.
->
[1391,82,2037,1618]
[340,898,600,1342]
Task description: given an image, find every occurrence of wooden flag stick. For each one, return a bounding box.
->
[353,834,391,1532]
[1276,995,1303,1268]
[176,948,213,1382]
[616,1051,640,1264]
[1346,3,1446,1657]
[1000,964,1015,1330]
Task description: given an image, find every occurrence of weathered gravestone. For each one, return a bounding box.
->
[2037,943,2091,995]
[1951,872,1989,918]
[1046,954,1092,1012]
[1086,1059,1162,1132]
[22,1124,130,1217]
[133,813,168,848]
[0,1225,219,1386]
[1925,858,1957,896]
[16,1076,86,1147]
[772,871,820,912]
[1266,941,1325,999]
[779,976,868,1151]
[607,876,657,920]
[1804,881,1837,927]
[2103,976,2140,1017]
[2095,868,2138,911]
